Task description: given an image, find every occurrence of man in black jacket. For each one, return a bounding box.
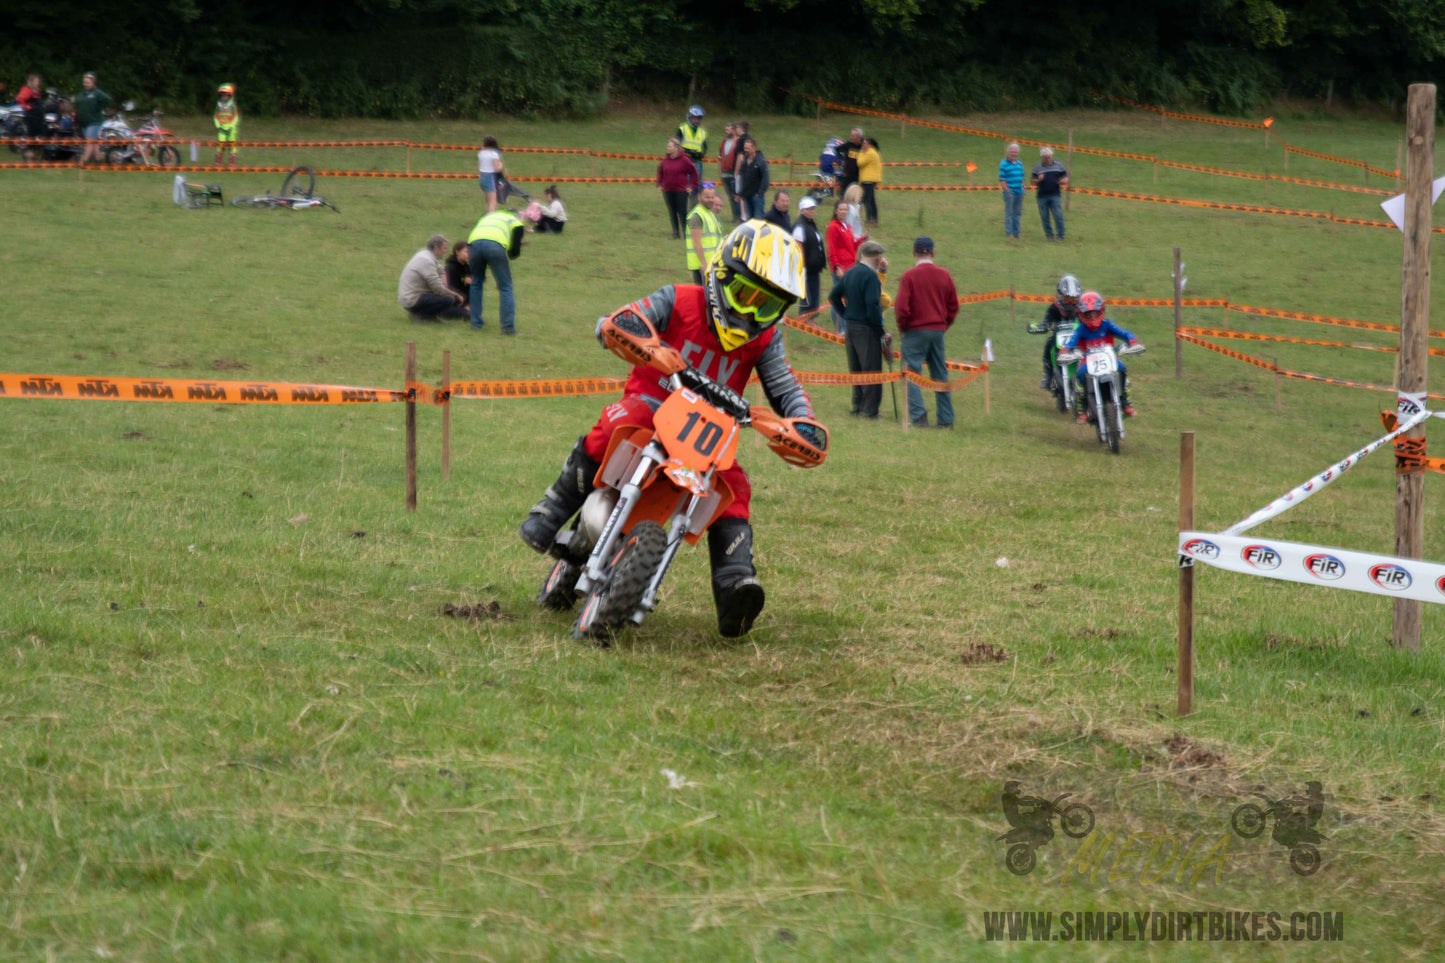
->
[791,196,827,316]
[829,239,889,418]
[762,189,792,233]
[837,127,864,195]
[735,136,770,220]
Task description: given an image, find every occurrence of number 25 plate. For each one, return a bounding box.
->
[654,389,739,473]
[1087,352,1118,375]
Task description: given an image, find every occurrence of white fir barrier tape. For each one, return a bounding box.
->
[1221,407,1430,537]
[1179,532,1445,605]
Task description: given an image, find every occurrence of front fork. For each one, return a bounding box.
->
[576,446,661,594]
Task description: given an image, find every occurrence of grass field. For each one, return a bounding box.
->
[2,103,1444,960]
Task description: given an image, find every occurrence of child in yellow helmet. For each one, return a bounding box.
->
[214,83,239,167]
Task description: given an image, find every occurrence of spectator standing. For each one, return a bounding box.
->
[477,136,504,212]
[74,72,110,165]
[466,204,543,334]
[213,83,240,167]
[444,241,471,307]
[658,138,698,239]
[998,142,1024,239]
[718,122,742,223]
[857,136,882,226]
[17,74,43,161]
[842,184,868,241]
[1031,146,1069,241]
[686,183,724,285]
[825,200,861,333]
[537,185,568,233]
[894,237,959,428]
[399,235,467,321]
[677,105,708,195]
[791,196,827,318]
[735,136,770,220]
[837,127,864,195]
[829,240,889,419]
[763,189,791,233]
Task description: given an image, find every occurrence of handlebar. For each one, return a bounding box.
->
[1119,342,1146,356]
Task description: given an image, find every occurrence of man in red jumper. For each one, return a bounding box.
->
[893,236,960,428]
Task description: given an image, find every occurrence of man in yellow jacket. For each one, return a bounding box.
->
[467,203,542,333]
[213,83,239,167]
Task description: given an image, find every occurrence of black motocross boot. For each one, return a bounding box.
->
[708,517,765,638]
[518,438,600,554]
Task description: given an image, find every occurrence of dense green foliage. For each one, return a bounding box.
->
[2,1,1443,117]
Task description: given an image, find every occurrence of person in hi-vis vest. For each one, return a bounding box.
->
[677,105,708,197]
[213,83,239,167]
[685,184,723,285]
[466,203,543,334]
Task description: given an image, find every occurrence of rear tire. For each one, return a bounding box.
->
[282,165,315,198]
[537,558,582,611]
[571,521,667,642]
[231,195,276,209]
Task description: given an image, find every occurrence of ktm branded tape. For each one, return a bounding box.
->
[0,374,406,404]
[450,377,630,399]
[1179,531,1445,605]
[782,317,984,373]
[406,381,451,406]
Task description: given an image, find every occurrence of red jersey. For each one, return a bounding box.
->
[621,285,775,403]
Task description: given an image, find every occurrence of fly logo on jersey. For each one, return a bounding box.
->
[680,340,741,385]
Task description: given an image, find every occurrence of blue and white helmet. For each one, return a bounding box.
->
[688,104,704,119]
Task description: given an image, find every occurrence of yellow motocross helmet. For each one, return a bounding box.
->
[704,220,805,352]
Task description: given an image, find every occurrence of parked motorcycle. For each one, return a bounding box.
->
[533,310,829,643]
[997,793,1095,876]
[1231,792,1324,876]
[2,91,79,160]
[1058,342,1145,454]
[100,103,179,167]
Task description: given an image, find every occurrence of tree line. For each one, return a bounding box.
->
[3,0,1441,118]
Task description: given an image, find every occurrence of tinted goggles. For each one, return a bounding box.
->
[722,274,788,325]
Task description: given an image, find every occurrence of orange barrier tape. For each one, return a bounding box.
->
[1225,303,1445,338]
[1177,333,1445,401]
[1180,326,1400,353]
[404,143,590,155]
[1072,185,1326,219]
[782,316,985,373]
[1269,134,1396,178]
[0,373,406,404]
[1013,293,1227,307]
[1153,158,1392,196]
[1093,93,1270,129]
[450,377,629,399]
[960,291,1012,305]
[405,381,450,406]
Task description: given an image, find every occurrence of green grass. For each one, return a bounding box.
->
[1,105,1444,960]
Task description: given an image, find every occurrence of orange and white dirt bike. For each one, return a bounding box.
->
[536,311,829,641]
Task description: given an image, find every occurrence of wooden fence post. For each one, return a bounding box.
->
[405,342,417,512]
[1394,82,1435,652]
[1173,247,1183,379]
[441,349,451,481]
[1178,431,1196,717]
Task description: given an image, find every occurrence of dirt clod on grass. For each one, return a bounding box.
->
[442,601,513,622]
[960,642,1007,665]
[121,431,148,440]
[1163,732,1226,771]
[210,358,249,371]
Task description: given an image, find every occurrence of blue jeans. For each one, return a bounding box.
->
[468,239,514,332]
[902,330,953,426]
[1038,193,1064,239]
[721,174,741,221]
[745,194,766,219]
[1002,191,1022,237]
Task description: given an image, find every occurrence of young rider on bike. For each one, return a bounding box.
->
[1028,274,1082,391]
[1063,290,1140,421]
[518,220,815,638]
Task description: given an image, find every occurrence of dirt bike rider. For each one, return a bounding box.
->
[1001,781,1054,846]
[1062,290,1139,422]
[1027,274,1082,391]
[518,220,815,637]
[1273,781,1326,849]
